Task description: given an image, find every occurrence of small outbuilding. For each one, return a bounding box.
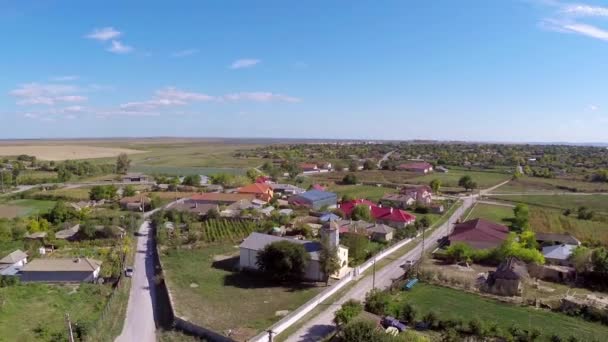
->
[288,190,338,210]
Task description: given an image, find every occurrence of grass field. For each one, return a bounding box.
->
[0,283,112,341]
[17,170,58,183]
[389,284,608,341]
[31,187,92,201]
[487,194,608,215]
[466,203,514,224]
[407,169,511,189]
[328,184,397,201]
[161,244,323,341]
[0,199,56,218]
[491,176,608,193]
[0,145,144,161]
[130,165,245,176]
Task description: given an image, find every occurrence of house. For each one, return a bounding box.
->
[256,206,275,217]
[55,224,80,240]
[319,212,341,223]
[289,190,338,210]
[397,162,433,174]
[429,203,444,214]
[199,175,209,185]
[334,220,394,242]
[448,218,510,250]
[121,172,150,183]
[20,258,102,283]
[279,208,294,216]
[119,195,151,211]
[311,184,327,191]
[542,244,577,266]
[188,192,255,206]
[299,163,319,172]
[70,200,104,211]
[0,250,28,276]
[536,233,581,247]
[339,199,416,228]
[483,257,528,297]
[436,166,449,173]
[202,184,224,192]
[255,176,272,184]
[270,183,306,195]
[237,183,274,202]
[172,202,219,217]
[379,194,415,209]
[239,227,348,281]
[400,185,433,206]
[24,232,48,241]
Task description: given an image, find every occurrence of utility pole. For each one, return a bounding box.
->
[266,329,275,342]
[65,313,75,342]
[372,257,376,290]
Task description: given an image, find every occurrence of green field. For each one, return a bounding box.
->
[487,194,608,215]
[161,244,323,340]
[0,283,111,341]
[491,176,608,193]
[31,187,92,201]
[0,199,56,218]
[17,170,58,183]
[130,165,245,176]
[389,284,608,341]
[328,184,397,201]
[466,203,514,224]
[407,169,511,189]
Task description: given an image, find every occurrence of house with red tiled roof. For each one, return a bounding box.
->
[338,199,416,229]
[397,162,433,174]
[189,192,255,205]
[237,183,274,202]
[448,218,510,250]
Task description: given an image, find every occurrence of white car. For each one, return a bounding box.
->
[125,267,134,277]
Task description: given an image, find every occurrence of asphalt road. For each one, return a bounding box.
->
[115,219,157,342]
[285,196,475,342]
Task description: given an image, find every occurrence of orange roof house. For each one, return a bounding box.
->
[237,183,274,202]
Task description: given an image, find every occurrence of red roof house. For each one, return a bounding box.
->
[311,184,327,191]
[449,218,510,249]
[338,199,416,228]
[398,162,434,174]
[237,183,274,202]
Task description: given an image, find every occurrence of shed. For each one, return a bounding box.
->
[288,190,337,210]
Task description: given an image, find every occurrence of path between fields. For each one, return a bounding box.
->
[285,196,475,342]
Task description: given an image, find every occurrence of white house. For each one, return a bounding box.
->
[239,225,349,281]
[0,249,28,276]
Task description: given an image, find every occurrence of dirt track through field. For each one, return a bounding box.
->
[0,145,145,161]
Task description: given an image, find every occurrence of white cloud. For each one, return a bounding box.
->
[9,83,85,106]
[541,19,608,40]
[85,27,121,41]
[107,40,133,54]
[51,75,79,82]
[223,92,301,103]
[588,104,599,111]
[230,59,260,69]
[120,87,215,111]
[562,4,608,17]
[171,49,199,57]
[64,105,85,112]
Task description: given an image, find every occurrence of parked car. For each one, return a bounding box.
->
[382,316,407,332]
[125,267,134,277]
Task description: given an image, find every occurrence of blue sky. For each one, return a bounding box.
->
[1,0,608,142]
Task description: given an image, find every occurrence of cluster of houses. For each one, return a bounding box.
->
[442,217,582,296]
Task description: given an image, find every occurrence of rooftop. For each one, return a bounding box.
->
[239,232,322,261]
[21,258,102,272]
[0,249,27,264]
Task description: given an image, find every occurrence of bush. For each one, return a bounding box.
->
[334,299,363,327]
[364,289,390,315]
[342,173,358,185]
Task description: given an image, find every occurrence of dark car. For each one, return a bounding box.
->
[125,267,134,277]
[382,316,407,332]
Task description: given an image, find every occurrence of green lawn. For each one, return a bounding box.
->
[161,244,323,340]
[407,169,511,189]
[487,194,608,215]
[0,283,112,341]
[31,187,92,201]
[0,199,57,218]
[389,284,608,341]
[466,203,514,225]
[328,184,397,201]
[491,176,608,193]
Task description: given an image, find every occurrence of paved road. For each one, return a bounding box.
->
[115,220,157,342]
[488,192,608,196]
[285,196,475,342]
[376,150,395,169]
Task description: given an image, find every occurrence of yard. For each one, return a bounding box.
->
[0,283,112,341]
[0,199,56,218]
[328,184,397,201]
[490,176,608,193]
[465,203,514,225]
[160,244,323,341]
[389,284,608,341]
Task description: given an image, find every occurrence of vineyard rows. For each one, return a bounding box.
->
[199,219,260,243]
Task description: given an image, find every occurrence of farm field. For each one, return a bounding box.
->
[161,244,323,341]
[0,283,112,341]
[30,187,92,201]
[328,184,397,201]
[407,169,512,189]
[0,145,144,161]
[16,170,58,183]
[130,165,245,176]
[389,284,608,341]
[0,199,56,218]
[487,194,608,215]
[490,176,608,193]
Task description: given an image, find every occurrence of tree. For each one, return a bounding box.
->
[90,185,117,201]
[320,237,341,285]
[80,221,97,239]
[342,194,355,202]
[342,173,358,185]
[246,168,261,182]
[458,175,477,191]
[430,179,441,193]
[333,161,345,172]
[0,222,12,243]
[182,174,202,186]
[419,216,431,229]
[399,302,417,323]
[47,201,76,224]
[123,185,136,197]
[363,160,376,170]
[445,243,474,263]
[256,240,310,282]
[577,206,594,220]
[351,205,372,221]
[512,203,530,232]
[206,208,220,219]
[116,153,131,174]
[348,160,359,172]
[364,289,390,315]
[341,320,377,342]
[334,299,363,327]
